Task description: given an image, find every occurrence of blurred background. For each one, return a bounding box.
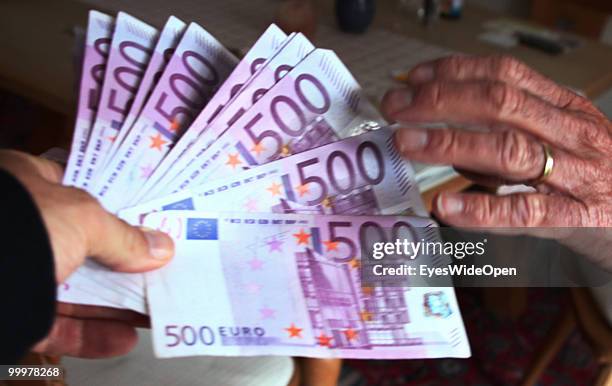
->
[1,1,612,385]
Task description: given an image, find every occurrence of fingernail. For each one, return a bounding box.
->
[141,227,173,260]
[410,65,435,83]
[383,88,413,117]
[396,128,428,152]
[438,194,464,216]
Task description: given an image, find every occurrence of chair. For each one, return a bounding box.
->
[520,288,612,386]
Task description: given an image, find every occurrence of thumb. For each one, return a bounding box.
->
[87,211,174,273]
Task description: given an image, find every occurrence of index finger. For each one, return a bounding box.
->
[32,316,139,358]
[381,80,606,156]
[406,55,602,116]
[0,150,64,183]
[57,302,149,326]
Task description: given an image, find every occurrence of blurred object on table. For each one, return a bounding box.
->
[394,0,424,25]
[394,0,462,29]
[274,0,317,39]
[479,18,582,54]
[440,0,463,20]
[394,0,440,28]
[422,0,440,27]
[335,0,375,34]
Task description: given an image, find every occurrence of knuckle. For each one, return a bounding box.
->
[466,196,494,225]
[418,81,445,111]
[440,55,466,75]
[587,206,609,227]
[571,124,596,152]
[31,337,50,354]
[486,82,523,118]
[380,89,401,118]
[67,188,117,252]
[33,318,80,356]
[578,118,608,151]
[425,128,456,156]
[574,157,605,195]
[48,162,64,181]
[71,188,102,220]
[511,194,546,227]
[497,131,536,175]
[559,199,590,227]
[121,223,146,254]
[71,187,96,207]
[492,55,528,82]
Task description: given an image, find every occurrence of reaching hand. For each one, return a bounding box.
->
[0,150,175,357]
[383,55,612,269]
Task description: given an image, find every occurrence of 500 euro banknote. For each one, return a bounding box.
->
[64,10,114,186]
[78,12,159,189]
[143,210,470,359]
[103,16,187,168]
[121,126,427,225]
[155,48,384,195]
[131,24,290,203]
[93,22,238,212]
[118,127,427,312]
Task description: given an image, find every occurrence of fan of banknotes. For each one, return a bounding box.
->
[60,10,470,359]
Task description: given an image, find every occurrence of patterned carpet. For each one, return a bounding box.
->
[339,288,598,386]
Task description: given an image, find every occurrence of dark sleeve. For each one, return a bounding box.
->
[0,169,56,364]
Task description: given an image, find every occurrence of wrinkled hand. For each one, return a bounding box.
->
[0,150,174,357]
[382,55,612,267]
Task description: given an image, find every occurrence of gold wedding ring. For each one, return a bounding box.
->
[533,144,554,184]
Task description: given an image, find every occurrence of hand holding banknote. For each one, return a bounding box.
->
[0,150,174,281]
[0,150,173,357]
[383,55,612,269]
